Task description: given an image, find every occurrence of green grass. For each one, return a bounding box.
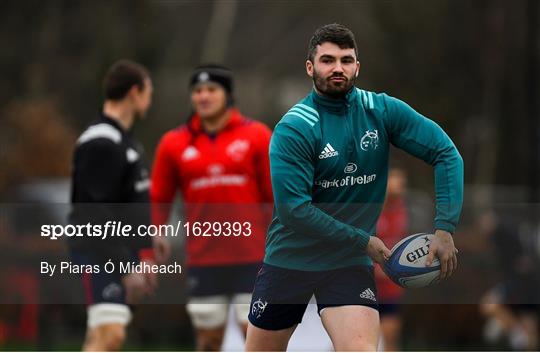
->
[0,342,195,351]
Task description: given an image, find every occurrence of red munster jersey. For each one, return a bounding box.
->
[151,108,273,266]
[375,197,408,301]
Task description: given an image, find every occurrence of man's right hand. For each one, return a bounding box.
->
[365,236,391,265]
[122,272,152,304]
[153,236,171,264]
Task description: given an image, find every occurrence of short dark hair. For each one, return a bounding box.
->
[307,23,358,61]
[103,60,150,100]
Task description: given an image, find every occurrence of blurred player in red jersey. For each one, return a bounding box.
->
[375,167,408,351]
[151,64,273,351]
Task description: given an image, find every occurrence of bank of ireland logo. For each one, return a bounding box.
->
[207,163,224,175]
[360,130,379,151]
[344,163,357,174]
[251,298,268,318]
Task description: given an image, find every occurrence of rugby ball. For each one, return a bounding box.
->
[383,233,441,288]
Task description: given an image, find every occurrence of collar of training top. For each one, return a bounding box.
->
[100,112,128,133]
[311,86,358,112]
[188,108,243,134]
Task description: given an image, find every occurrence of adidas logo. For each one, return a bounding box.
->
[182,146,200,161]
[359,288,377,302]
[319,143,339,159]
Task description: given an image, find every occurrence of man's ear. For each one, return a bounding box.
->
[127,84,143,102]
[306,60,314,77]
[355,61,361,77]
[127,84,139,99]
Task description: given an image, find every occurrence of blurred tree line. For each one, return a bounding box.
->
[0,0,538,202]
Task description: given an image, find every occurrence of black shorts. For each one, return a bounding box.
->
[187,263,260,297]
[248,263,378,330]
[71,252,126,305]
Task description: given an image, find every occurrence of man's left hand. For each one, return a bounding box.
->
[425,229,458,280]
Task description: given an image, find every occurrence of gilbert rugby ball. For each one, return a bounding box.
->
[383,233,441,288]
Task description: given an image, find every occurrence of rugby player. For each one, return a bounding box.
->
[151,64,273,351]
[245,23,464,351]
[69,60,168,351]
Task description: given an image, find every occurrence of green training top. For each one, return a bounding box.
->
[265,87,464,271]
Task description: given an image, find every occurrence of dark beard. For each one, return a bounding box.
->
[313,70,355,98]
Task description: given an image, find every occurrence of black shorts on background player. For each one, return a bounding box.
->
[187,263,260,298]
[71,252,126,305]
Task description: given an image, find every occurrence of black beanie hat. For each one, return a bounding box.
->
[189,64,234,94]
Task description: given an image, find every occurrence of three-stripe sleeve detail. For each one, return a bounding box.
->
[356,88,374,110]
[284,104,319,127]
